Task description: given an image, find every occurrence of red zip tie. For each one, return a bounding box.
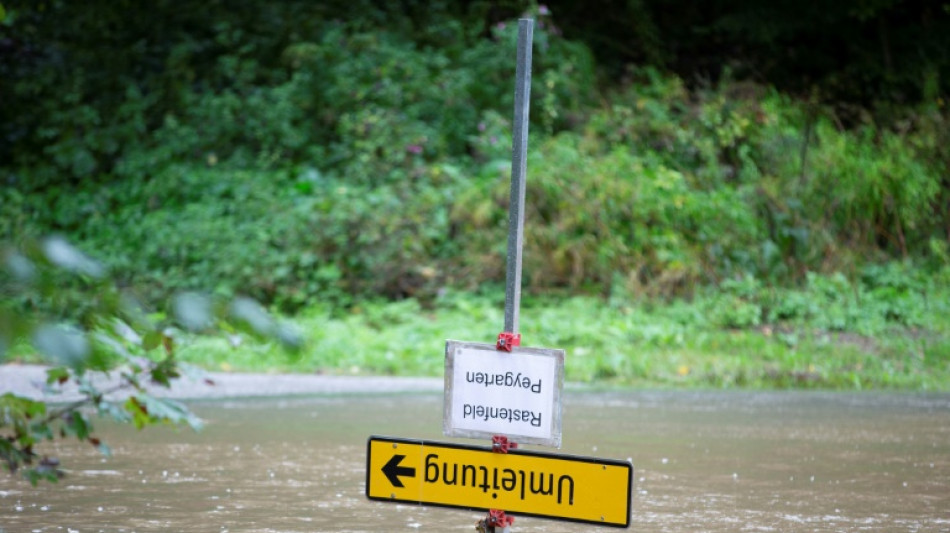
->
[486,509,515,528]
[496,332,521,352]
[491,435,518,453]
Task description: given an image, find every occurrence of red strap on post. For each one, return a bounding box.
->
[486,509,515,528]
[491,435,518,453]
[487,336,520,529]
[496,332,521,352]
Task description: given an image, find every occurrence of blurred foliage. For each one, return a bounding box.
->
[0,237,298,484]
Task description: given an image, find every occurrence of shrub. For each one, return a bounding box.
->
[450,133,764,297]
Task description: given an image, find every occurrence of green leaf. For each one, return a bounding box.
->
[65,412,91,441]
[142,330,163,351]
[1,392,47,424]
[229,297,275,337]
[32,324,89,366]
[0,438,20,470]
[140,395,203,431]
[45,367,70,386]
[40,236,104,279]
[3,250,34,281]
[84,337,120,372]
[173,292,213,331]
[124,397,150,430]
[275,321,304,351]
[149,357,180,388]
[30,422,54,442]
[24,469,53,487]
[24,460,62,486]
[98,400,132,424]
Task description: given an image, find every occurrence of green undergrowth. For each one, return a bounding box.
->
[169,267,950,390]
[5,52,948,313]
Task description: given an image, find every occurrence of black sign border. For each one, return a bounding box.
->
[366,435,633,528]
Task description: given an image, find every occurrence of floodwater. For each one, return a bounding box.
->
[2,390,949,532]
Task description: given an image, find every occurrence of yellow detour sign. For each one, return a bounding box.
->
[366,436,633,528]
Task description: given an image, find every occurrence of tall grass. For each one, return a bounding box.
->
[174,267,950,390]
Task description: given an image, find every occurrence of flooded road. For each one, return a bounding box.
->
[2,390,949,532]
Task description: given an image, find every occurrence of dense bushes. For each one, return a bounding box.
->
[1,2,948,312]
[450,73,948,298]
[5,67,946,311]
[451,135,762,296]
[1,1,593,187]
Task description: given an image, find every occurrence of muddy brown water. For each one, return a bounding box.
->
[2,390,948,532]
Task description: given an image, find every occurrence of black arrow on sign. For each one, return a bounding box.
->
[382,454,416,488]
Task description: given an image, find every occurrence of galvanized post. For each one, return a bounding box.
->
[503,18,534,336]
[485,17,534,533]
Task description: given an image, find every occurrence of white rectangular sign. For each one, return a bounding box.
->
[444,340,564,447]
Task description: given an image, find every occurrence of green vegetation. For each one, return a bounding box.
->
[4,74,947,309]
[171,266,950,390]
[2,0,949,395]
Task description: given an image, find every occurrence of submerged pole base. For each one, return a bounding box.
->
[476,509,515,533]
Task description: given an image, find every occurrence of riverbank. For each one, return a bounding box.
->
[4,272,949,393]
[0,363,442,402]
[170,287,950,391]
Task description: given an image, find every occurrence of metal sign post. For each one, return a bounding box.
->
[485,19,534,533]
[503,18,534,339]
[366,16,634,531]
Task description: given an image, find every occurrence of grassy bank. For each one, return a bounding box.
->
[174,267,950,390]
